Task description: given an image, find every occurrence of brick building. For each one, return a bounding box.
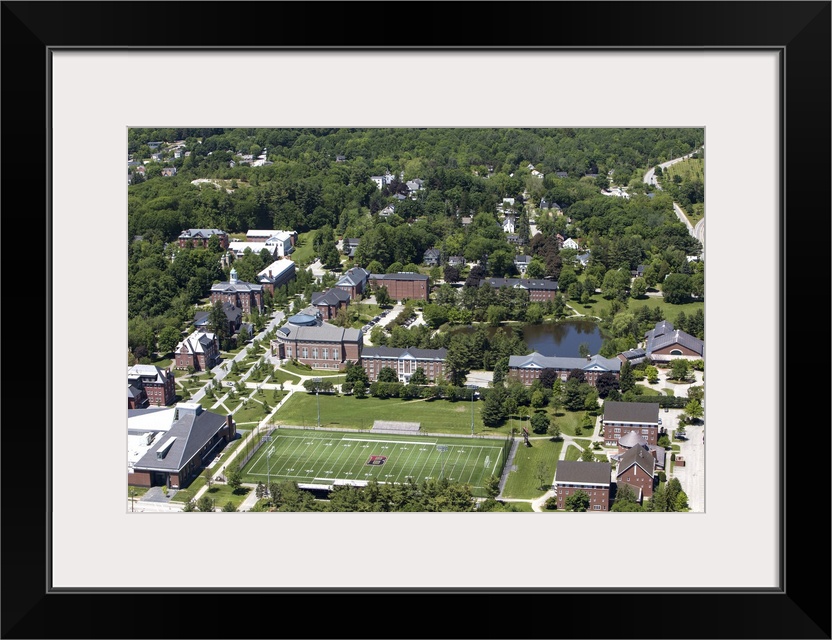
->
[615,444,657,500]
[369,272,429,301]
[177,228,229,249]
[480,277,559,302]
[174,331,220,372]
[554,461,612,511]
[507,352,621,386]
[311,288,352,320]
[361,346,448,383]
[210,267,263,315]
[194,301,242,336]
[270,312,362,371]
[602,401,660,446]
[335,267,370,300]
[129,403,236,490]
[643,320,704,363]
[256,259,296,295]
[127,364,176,408]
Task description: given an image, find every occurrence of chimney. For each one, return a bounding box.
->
[586,355,592,361]
[269,270,273,278]
[226,414,233,430]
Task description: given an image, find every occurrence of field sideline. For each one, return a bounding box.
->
[240,428,508,495]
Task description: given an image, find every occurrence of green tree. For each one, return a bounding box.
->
[684,398,704,422]
[530,411,550,434]
[482,385,508,427]
[157,326,181,355]
[409,368,428,385]
[221,501,237,512]
[353,380,367,399]
[611,484,643,512]
[630,277,647,298]
[674,490,690,512]
[202,467,214,489]
[536,461,551,490]
[565,490,590,512]
[581,446,595,462]
[227,467,243,493]
[547,421,562,440]
[662,273,692,304]
[485,475,501,498]
[182,499,196,512]
[375,286,391,307]
[444,339,472,387]
[377,367,398,383]
[645,365,659,384]
[530,390,546,410]
[196,495,215,512]
[670,358,690,381]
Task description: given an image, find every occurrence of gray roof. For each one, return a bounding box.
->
[211,280,263,294]
[644,322,704,357]
[176,331,217,355]
[482,278,558,291]
[362,346,447,360]
[617,431,648,448]
[423,248,441,258]
[618,348,646,360]
[127,384,144,399]
[508,352,620,373]
[514,255,533,265]
[127,407,170,419]
[555,171,568,177]
[337,267,369,287]
[134,408,230,472]
[370,272,429,282]
[277,318,362,343]
[555,461,611,485]
[603,401,659,425]
[178,228,226,239]
[617,445,656,477]
[311,288,352,307]
[127,364,170,383]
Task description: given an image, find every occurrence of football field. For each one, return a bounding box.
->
[240,428,509,495]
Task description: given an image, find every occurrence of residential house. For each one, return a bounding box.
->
[602,401,660,446]
[335,266,370,300]
[343,238,361,259]
[555,461,612,511]
[423,248,441,267]
[245,229,297,247]
[174,330,220,372]
[555,171,568,178]
[369,272,429,301]
[506,233,524,246]
[256,259,296,294]
[270,312,362,370]
[502,214,516,234]
[227,240,278,261]
[507,352,621,387]
[615,443,657,500]
[310,288,352,320]
[161,167,177,177]
[480,277,559,302]
[178,228,229,250]
[460,216,473,227]
[335,154,346,163]
[361,346,448,383]
[514,255,533,275]
[370,171,394,190]
[447,256,466,268]
[643,321,704,363]
[379,203,396,218]
[406,178,424,192]
[127,364,176,409]
[210,268,263,315]
[129,403,236,490]
[631,264,646,279]
[576,252,591,268]
[562,237,580,251]
[193,301,242,336]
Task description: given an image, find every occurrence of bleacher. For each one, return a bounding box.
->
[370,420,421,435]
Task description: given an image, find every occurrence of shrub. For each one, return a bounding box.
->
[544,496,558,510]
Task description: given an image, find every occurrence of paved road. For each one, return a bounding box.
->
[644,148,704,251]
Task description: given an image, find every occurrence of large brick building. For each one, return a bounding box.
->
[643,320,704,363]
[480,277,559,302]
[507,352,621,386]
[175,331,220,372]
[256,259,296,295]
[311,288,352,320]
[361,346,448,383]
[335,267,370,300]
[177,228,229,249]
[554,461,612,511]
[129,403,236,490]
[210,267,263,315]
[127,364,176,408]
[615,444,657,500]
[602,401,660,446]
[369,272,430,301]
[270,312,362,371]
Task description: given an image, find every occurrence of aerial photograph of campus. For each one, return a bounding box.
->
[126,127,705,514]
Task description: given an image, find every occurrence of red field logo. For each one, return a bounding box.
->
[366,455,387,466]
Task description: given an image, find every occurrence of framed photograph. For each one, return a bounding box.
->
[4,1,829,638]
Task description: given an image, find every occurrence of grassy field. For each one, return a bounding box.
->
[202,483,253,510]
[271,368,302,385]
[238,428,510,497]
[289,231,317,266]
[571,289,704,323]
[231,398,274,424]
[549,410,595,437]
[564,442,583,461]
[280,362,345,377]
[500,438,562,499]
[273,392,512,436]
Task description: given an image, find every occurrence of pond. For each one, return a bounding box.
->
[448,319,604,357]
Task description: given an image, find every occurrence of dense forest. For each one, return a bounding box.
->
[128,127,703,370]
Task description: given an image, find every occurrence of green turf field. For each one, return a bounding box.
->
[239,428,509,497]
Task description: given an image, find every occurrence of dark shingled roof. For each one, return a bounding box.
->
[555,461,611,485]
[134,408,230,472]
[482,277,559,291]
[311,288,352,307]
[370,272,429,282]
[603,401,659,425]
[362,346,447,360]
[617,445,656,477]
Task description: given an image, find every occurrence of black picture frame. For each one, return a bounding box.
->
[3,2,829,638]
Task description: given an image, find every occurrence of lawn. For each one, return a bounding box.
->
[171,476,206,502]
[564,443,583,461]
[634,384,662,396]
[127,486,150,498]
[232,398,274,424]
[239,428,511,498]
[549,410,595,437]
[273,392,512,436]
[202,483,253,510]
[280,362,350,377]
[271,368,302,385]
[500,438,562,500]
[571,287,704,324]
[289,231,317,265]
[353,303,384,319]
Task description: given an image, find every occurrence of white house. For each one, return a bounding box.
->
[563,238,580,250]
